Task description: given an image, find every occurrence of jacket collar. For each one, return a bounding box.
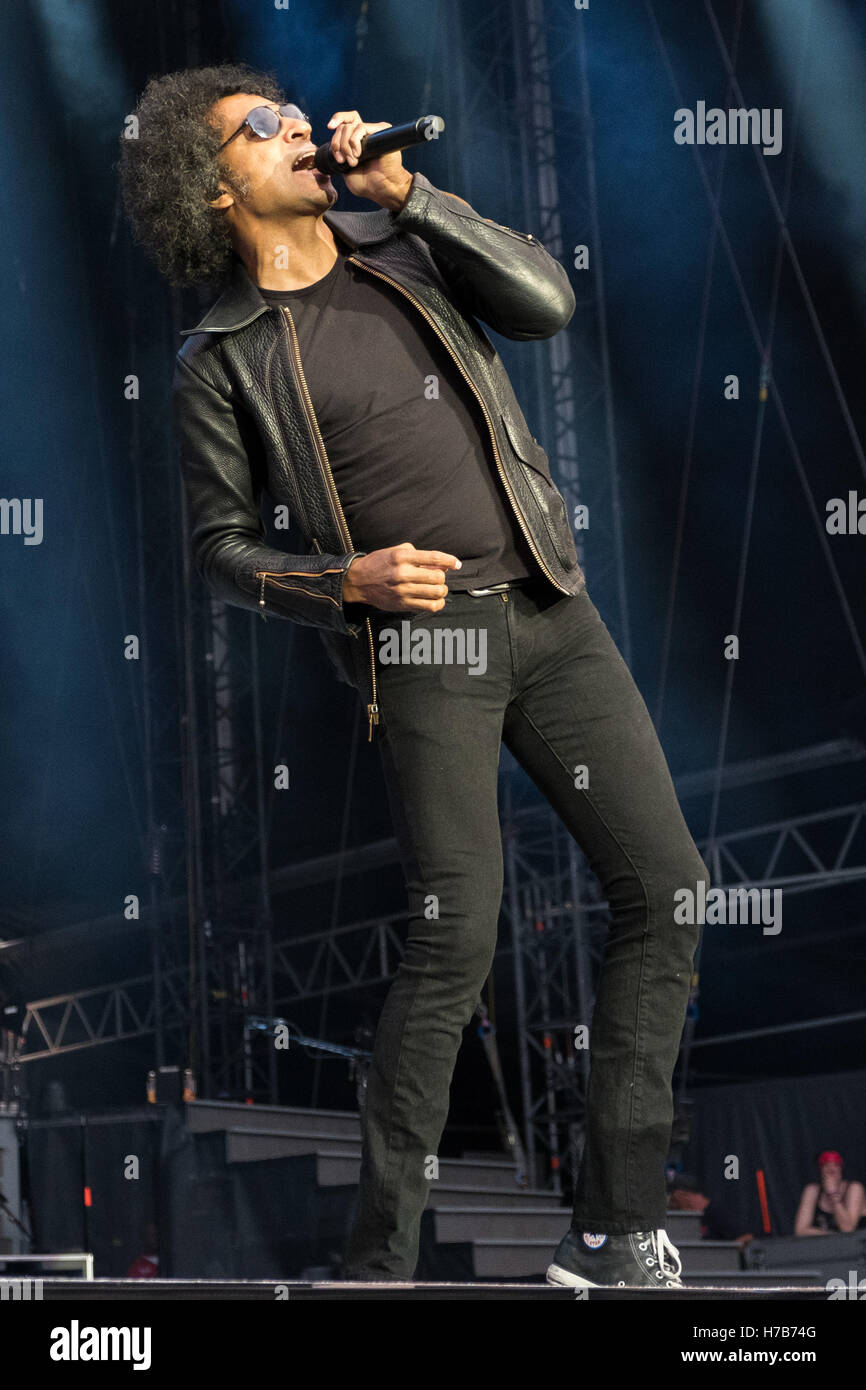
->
[179,206,397,337]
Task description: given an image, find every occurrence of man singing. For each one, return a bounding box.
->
[120,63,710,1288]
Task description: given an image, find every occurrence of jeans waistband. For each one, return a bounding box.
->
[369,576,547,630]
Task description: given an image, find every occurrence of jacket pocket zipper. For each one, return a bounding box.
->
[256,569,344,610]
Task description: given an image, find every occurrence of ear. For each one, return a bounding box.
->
[207,188,234,210]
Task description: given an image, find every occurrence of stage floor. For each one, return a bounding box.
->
[22,1278,829,1300]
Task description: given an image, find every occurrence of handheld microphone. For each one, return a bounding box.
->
[313,114,445,178]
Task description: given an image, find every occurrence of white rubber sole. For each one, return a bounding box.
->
[545,1262,598,1288]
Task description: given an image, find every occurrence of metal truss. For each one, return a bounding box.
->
[517,0,631,665]
[120,253,278,1102]
[123,266,192,1077]
[498,781,866,1187]
[441,0,629,1189]
[128,12,281,1107]
[18,972,189,1062]
[18,783,863,1193]
[181,589,278,1103]
[441,0,629,657]
[701,802,866,895]
[506,796,866,903]
[16,914,405,1063]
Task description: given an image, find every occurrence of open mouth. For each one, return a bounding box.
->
[292,151,319,172]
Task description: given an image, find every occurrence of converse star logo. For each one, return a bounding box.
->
[582,1232,607,1250]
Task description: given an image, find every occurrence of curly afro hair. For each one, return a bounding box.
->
[118,64,286,287]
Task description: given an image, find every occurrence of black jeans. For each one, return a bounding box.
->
[343,580,709,1278]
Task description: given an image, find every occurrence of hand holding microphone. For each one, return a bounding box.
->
[320,110,444,209]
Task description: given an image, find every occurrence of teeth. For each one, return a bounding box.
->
[294,153,316,170]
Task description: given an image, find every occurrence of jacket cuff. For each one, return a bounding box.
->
[243,550,368,635]
[390,170,433,226]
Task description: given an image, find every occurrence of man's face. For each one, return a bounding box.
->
[209,92,336,214]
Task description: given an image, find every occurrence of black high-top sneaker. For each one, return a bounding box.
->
[546,1228,684,1289]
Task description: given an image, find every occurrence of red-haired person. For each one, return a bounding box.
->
[794,1151,865,1235]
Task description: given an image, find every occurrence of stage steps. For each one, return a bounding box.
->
[188,1099,361,1141]
[226,1129,363,1162]
[225,1130,543,1194]
[185,1101,802,1285]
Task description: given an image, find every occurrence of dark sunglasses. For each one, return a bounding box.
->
[218,103,310,153]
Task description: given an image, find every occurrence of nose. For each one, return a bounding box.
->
[284,117,312,144]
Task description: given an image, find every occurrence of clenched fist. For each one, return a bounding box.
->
[343,542,462,612]
[326,110,413,210]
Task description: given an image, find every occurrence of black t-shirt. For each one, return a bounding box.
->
[813,1206,840,1232]
[258,240,535,590]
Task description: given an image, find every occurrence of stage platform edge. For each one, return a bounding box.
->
[3,1278,829,1301]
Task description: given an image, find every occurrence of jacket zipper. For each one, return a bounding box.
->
[271,305,379,740]
[346,255,569,596]
[256,569,345,608]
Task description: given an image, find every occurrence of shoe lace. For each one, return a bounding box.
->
[637,1228,683,1286]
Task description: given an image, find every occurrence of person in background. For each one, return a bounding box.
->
[668,1173,754,1249]
[127,1220,160,1278]
[794,1150,865,1235]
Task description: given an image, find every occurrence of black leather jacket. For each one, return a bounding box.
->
[173,170,587,739]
